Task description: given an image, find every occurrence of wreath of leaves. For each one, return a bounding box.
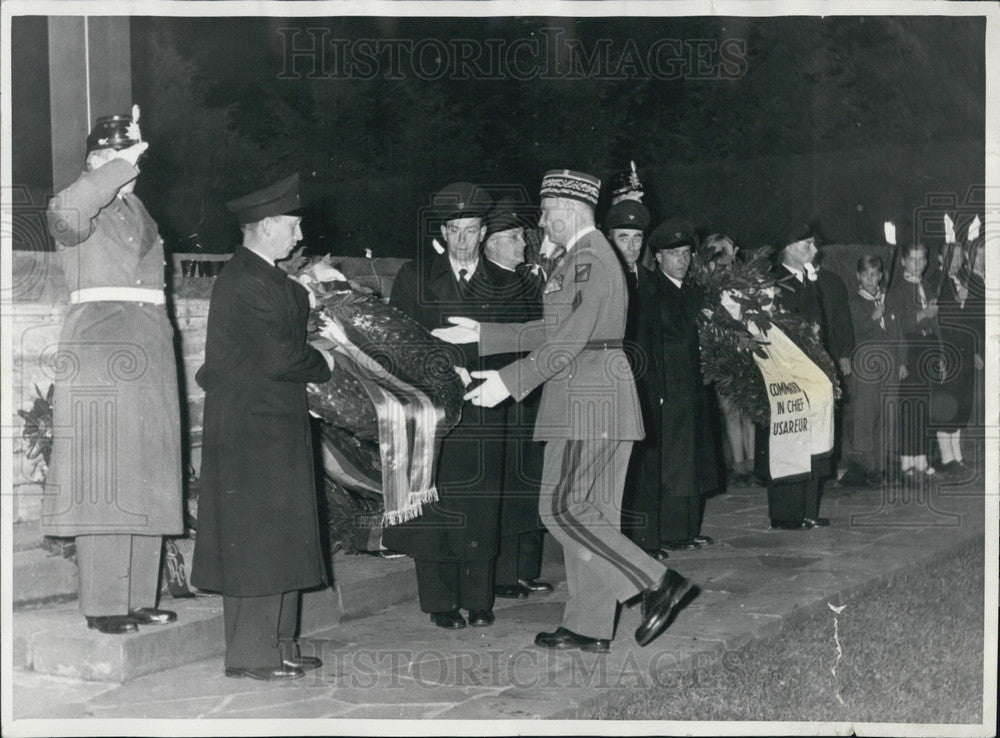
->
[691,248,841,424]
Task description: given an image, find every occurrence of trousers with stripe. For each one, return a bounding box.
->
[539,439,667,640]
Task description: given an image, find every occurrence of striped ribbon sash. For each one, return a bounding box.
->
[317,338,444,526]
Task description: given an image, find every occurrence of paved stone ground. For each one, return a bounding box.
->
[9,476,987,727]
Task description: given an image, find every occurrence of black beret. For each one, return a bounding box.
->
[604,200,650,232]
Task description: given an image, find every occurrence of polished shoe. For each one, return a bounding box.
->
[430,610,467,629]
[283,655,322,671]
[128,607,177,625]
[224,665,304,681]
[534,627,610,653]
[692,535,715,546]
[803,517,831,528]
[467,609,495,627]
[662,539,700,551]
[770,519,808,530]
[649,547,670,561]
[86,615,138,635]
[518,578,554,593]
[635,569,697,647]
[494,584,530,599]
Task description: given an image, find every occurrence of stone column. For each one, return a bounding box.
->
[47,16,131,192]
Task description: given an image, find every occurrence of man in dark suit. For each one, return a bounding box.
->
[625,219,720,555]
[434,170,696,654]
[384,181,506,630]
[481,199,553,600]
[192,174,337,680]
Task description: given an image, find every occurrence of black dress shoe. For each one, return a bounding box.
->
[494,584,530,599]
[430,610,466,629]
[518,578,553,593]
[635,569,697,647]
[535,627,610,653]
[282,655,322,671]
[803,517,831,528]
[692,535,714,546]
[467,609,495,627]
[645,547,670,561]
[86,615,138,635]
[224,666,304,681]
[770,519,808,530]
[128,607,177,625]
[662,540,700,551]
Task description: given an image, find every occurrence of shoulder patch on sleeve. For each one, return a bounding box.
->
[575,263,592,282]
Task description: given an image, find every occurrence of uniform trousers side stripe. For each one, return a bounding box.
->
[549,440,655,594]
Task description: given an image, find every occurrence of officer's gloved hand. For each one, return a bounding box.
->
[112,142,149,168]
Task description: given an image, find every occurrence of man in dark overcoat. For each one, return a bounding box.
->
[383,181,506,629]
[191,174,336,680]
[481,199,552,600]
[625,219,720,555]
[435,170,696,654]
[761,223,835,527]
[602,200,663,558]
[42,109,183,636]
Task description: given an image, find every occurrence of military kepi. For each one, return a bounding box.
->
[226,173,303,225]
[648,218,696,252]
[604,200,650,232]
[540,169,601,207]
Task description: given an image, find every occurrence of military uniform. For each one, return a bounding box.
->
[43,148,183,626]
[479,226,666,640]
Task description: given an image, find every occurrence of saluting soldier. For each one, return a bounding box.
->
[192,174,338,680]
[435,170,697,654]
[42,108,183,636]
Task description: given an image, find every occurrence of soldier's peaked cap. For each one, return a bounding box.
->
[226,173,303,225]
[432,181,493,222]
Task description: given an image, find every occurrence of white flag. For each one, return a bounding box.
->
[884,221,896,246]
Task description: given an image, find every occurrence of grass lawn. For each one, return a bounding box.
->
[583,542,985,724]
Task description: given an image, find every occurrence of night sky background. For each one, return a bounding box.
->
[12,14,986,259]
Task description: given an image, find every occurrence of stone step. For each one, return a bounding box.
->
[13,546,79,607]
[14,551,419,682]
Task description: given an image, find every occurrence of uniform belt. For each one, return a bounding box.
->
[583,340,623,350]
[70,287,166,305]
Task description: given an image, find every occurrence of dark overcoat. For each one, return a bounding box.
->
[191,246,331,597]
[381,254,507,562]
[41,159,183,536]
[631,269,719,501]
[816,268,856,364]
[488,262,545,539]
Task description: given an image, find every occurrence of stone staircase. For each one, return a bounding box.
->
[12,541,421,682]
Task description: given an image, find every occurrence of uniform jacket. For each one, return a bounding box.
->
[633,269,719,498]
[41,158,183,536]
[191,246,331,597]
[772,264,825,329]
[381,253,508,562]
[480,229,644,442]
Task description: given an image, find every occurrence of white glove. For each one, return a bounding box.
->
[464,370,511,407]
[431,316,480,344]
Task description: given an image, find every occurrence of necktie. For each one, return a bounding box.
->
[457,269,468,299]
